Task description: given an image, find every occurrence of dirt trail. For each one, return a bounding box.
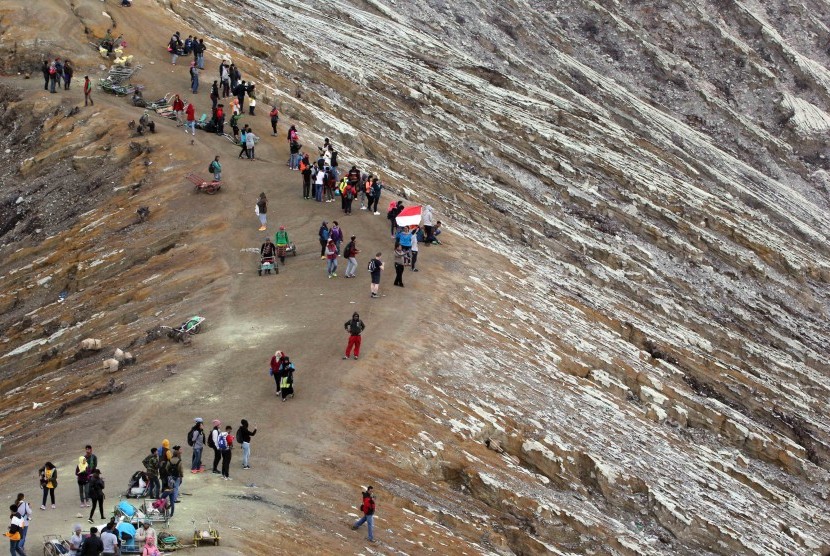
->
[1,12,447,552]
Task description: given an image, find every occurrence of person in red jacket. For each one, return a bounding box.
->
[351,486,376,542]
[269,351,287,395]
[185,103,196,136]
[172,94,184,126]
[215,104,225,135]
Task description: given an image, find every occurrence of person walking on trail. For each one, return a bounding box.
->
[13,494,31,552]
[75,456,91,508]
[319,221,330,258]
[185,102,196,135]
[344,235,359,278]
[325,238,339,278]
[245,128,258,160]
[209,156,222,181]
[270,351,287,395]
[368,253,383,298]
[87,470,105,522]
[343,312,365,360]
[410,227,420,271]
[351,486,376,543]
[256,192,268,231]
[209,420,222,474]
[330,221,343,252]
[190,62,200,94]
[238,125,249,159]
[278,357,296,401]
[219,426,233,480]
[188,419,205,473]
[41,60,50,91]
[69,523,84,555]
[83,76,93,106]
[236,419,257,469]
[269,106,279,136]
[275,225,290,265]
[142,447,160,498]
[230,112,242,142]
[7,504,26,556]
[369,178,382,215]
[172,94,185,126]
[38,462,58,509]
[393,242,406,287]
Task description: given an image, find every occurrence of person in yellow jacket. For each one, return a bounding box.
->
[339,177,348,211]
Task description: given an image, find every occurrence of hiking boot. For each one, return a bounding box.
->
[212,470,220,474]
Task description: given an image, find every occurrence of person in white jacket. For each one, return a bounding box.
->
[422,205,436,243]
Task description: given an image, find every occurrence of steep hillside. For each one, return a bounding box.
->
[1,0,829,554]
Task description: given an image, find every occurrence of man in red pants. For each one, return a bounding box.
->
[343,312,365,360]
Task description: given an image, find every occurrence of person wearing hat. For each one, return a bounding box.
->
[209,420,222,474]
[343,312,365,360]
[188,419,206,473]
[69,523,84,556]
[343,235,360,278]
[275,225,290,265]
[325,237,339,278]
[135,520,157,549]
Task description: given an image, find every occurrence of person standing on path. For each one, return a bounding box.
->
[190,62,200,94]
[142,447,160,498]
[369,253,383,298]
[209,420,222,474]
[270,351,287,395]
[7,504,25,556]
[269,106,279,136]
[256,192,268,231]
[63,60,74,90]
[393,242,406,287]
[13,494,31,552]
[210,156,221,182]
[41,61,50,91]
[48,60,58,93]
[318,221,330,258]
[87,470,105,522]
[219,427,233,480]
[83,76,93,106]
[246,128,258,160]
[185,102,195,135]
[75,456,91,508]
[278,357,296,401]
[301,155,312,199]
[343,312,365,360]
[351,486,376,543]
[369,177,382,215]
[236,419,257,469]
[172,94,184,126]
[325,238,339,278]
[344,235,359,278]
[410,227,420,272]
[168,447,184,503]
[188,419,205,473]
[330,221,343,252]
[38,462,58,509]
[275,226,290,265]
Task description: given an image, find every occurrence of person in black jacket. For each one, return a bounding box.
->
[80,527,104,555]
[87,470,105,522]
[41,60,50,91]
[343,313,365,360]
[235,419,257,469]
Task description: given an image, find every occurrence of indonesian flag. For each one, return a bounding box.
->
[395,205,422,227]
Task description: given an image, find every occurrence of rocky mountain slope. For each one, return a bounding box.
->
[1,0,829,554]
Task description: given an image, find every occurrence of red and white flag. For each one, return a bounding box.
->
[395,205,422,227]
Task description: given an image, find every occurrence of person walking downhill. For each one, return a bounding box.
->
[343,312,365,360]
[142,448,160,499]
[278,357,296,401]
[344,235,359,278]
[13,494,31,552]
[275,225,290,265]
[270,351,287,396]
[351,486,376,543]
[368,253,383,298]
[236,420,257,470]
[210,156,221,181]
[75,456,91,508]
[393,242,406,287]
[256,192,268,231]
[7,505,25,556]
[38,462,58,509]
[209,420,222,474]
[83,76,93,106]
[188,418,205,474]
[325,238,339,278]
[87,470,105,523]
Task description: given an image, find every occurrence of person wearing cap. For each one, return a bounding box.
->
[325,238,339,278]
[188,419,206,473]
[274,226,290,265]
[343,312,365,360]
[69,523,84,556]
[210,420,222,474]
[135,520,156,548]
[235,419,257,469]
[344,235,359,278]
[142,447,160,498]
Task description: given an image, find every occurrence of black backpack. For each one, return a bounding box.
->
[207,428,216,448]
[187,428,195,447]
[368,260,377,272]
[208,161,215,173]
[330,151,338,167]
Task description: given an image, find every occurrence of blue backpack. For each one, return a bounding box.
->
[217,434,228,450]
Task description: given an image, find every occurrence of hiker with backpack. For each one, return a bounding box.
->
[277,357,296,401]
[343,235,359,278]
[167,447,184,502]
[351,486,376,543]
[209,420,222,474]
[368,177,382,215]
[343,312,365,360]
[318,221,330,258]
[219,426,234,480]
[209,156,221,181]
[330,221,344,252]
[343,182,357,215]
[368,253,383,298]
[236,419,257,469]
[187,418,205,473]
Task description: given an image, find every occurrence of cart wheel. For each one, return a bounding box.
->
[191,324,202,334]
[206,188,219,195]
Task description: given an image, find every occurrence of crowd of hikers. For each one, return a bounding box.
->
[7,22,453,552]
